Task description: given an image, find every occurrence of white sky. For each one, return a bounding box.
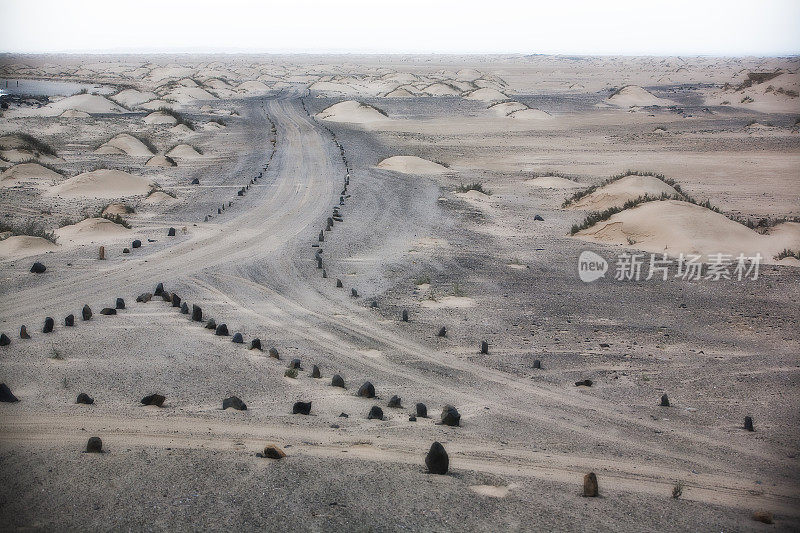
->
[1,0,799,56]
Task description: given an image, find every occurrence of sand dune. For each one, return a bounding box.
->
[488,101,528,117]
[570,174,679,210]
[575,200,800,262]
[316,101,388,124]
[43,94,126,116]
[143,190,179,205]
[422,83,461,96]
[143,111,178,125]
[384,87,414,98]
[377,156,448,175]
[47,169,153,198]
[111,89,157,108]
[0,163,61,188]
[0,235,58,259]
[607,85,674,107]
[95,134,154,157]
[54,217,131,244]
[101,202,132,216]
[145,155,176,167]
[464,88,507,102]
[166,144,202,159]
[509,108,552,120]
[524,176,582,189]
[58,109,90,118]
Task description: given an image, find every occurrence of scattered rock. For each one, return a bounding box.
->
[660,394,670,407]
[268,347,279,359]
[358,381,375,398]
[85,437,103,453]
[180,302,189,314]
[100,308,116,315]
[76,393,94,405]
[292,401,312,415]
[0,383,19,402]
[388,395,402,408]
[191,178,200,185]
[416,403,428,418]
[215,324,229,336]
[82,305,92,321]
[480,340,489,354]
[534,214,544,221]
[437,326,447,337]
[533,359,542,369]
[441,404,461,426]
[136,293,153,303]
[744,416,755,432]
[167,227,176,236]
[116,297,125,310]
[288,358,302,370]
[171,293,181,308]
[232,333,244,343]
[0,334,10,346]
[402,309,409,322]
[42,317,54,333]
[205,319,217,330]
[583,472,599,497]
[426,442,449,475]
[122,248,130,254]
[331,374,346,388]
[19,326,30,339]
[222,396,247,410]
[336,279,343,288]
[284,368,298,379]
[351,288,358,298]
[752,511,773,524]
[154,283,164,296]
[141,394,165,407]
[132,239,141,249]
[161,292,172,302]
[409,415,417,422]
[250,338,262,350]
[30,262,46,274]
[311,365,321,378]
[64,314,75,327]
[575,379,593,387]
[191,305,202,321]
[368,405,384,420]
[259,445,286,459]
[338,412,349,418]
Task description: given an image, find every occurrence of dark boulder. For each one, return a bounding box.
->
[480,340,488,354]
[191,178,200,185]
[368,405,384,420]
[575,379,593,387]
[744,416,754,432]
[116,298,125,310]
[122,248,130,254]
[388,395,402,408]
[336,279,343,288]
[583,472,599,497]
[0,334,10,346]
[132,239,141,248]
[289,358,302,369]
[161,292,171,302]
[64,314,75,327]
[154,283,164,296]
[30,262,46,274]
[222,396,247,410]
[533,359,542,369]
[19,326,30,339]
[259,445,286,459]
[205,319,217,330]
[402,309,408,322]
[437,326,447,338]
[331,374,345,388]
[82,305,92,321]
[43,317,54,333]
[167,227,176,236]
[416,403,428,418]
[0,383,18,402]
[534,214,544,221]
[180,302,189,314]
[215,324,229,336]
[311,365,321,378]
[441,404,461,426]
[232,333,243,343]
[660,394,670,407]
[351,288,358,298]
[141,394,165,407]
[268,347,279,359]
[292,401,312,415]
[358,381,375,398]
[752,511,773,524]
[171,293,181,308]
[191,305,202,321]
[136,293,153,303]
[85,437,103,453]
[76,393,94,405]
[100,308,116,315]
[425,442,449,475]
[409,415,417,422]
[250,338,262,350]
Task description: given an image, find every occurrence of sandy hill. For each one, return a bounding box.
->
[166,144,202,159]
[575,200,800,262]
[0,235,58,259]
[238,80,270,94]
[607,86,674,107]
[456,68,482,82]
[47,169,153,198]
[111,89,157,108]
[144,111,178,125]
[43,94,126,116]
[570,175,679,210]
[384,87,415,98]
[422,83,461,96]
[316,101,388,124]
[0,163,61,188]
[509,108,552,120]
[144,190,179,205]
[162,86,217,104]
[464,88,508,102]
[55,217,131,244]
[524,176,582,189]
[145,155,176,167]
[488,101,528,117]
[95,134,154,157]
[377,156,449,175]
[705,71,800,113]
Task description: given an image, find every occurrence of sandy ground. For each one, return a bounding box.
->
[0,54,799,532]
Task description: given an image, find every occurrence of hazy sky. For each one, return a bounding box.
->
[1,0,799,55]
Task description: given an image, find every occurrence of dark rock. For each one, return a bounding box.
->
[154,283,164,296]
[338,412,349,418]
[331,374,345,388]
[425,442,449,475]
[292,401,312,415]
[441,405,461,426]
[167,227,176,236]
[215,324,229,336]
[100,308,116,315]
[437,326,447,337]
[351,288,358,298]
[416,403,428,418]
[480,340,488,354]
[141,394,165,407]
[409,415,417,422]
[222,396,247,410]
[744,416,754,432]
[533,359,542,369]
[136,293,153,303]
[116,298,125,310]
[0,333,10,346]
[171,293,181,308]
[370,301,378,308]
[205,319,217,330]
[19,326,30,339]
[85,437,103,453]
[268,347,279,359]
[232,333,243,343]
[336,279,343,288]
[357,381,375,398]
[575,379,593,387]
[30,262,46,274]
[250,338,262,350]
[402,309,408,322]
[161,292,172,302]
[132,239,141,248]
[660,394,670,407]
[322,269,327,278]
[534,214,544,221]
[260,445,286,459]
[583,472,599,497]
[599,343,610,348]
[289,358,302,369]
[64,314,75,327]
[191,305,202,321]
[388,395,402,408]
[319,230,324,242]
[752,511,773,524]
[122,248,130,254]
[180,302,189,314]
[42,317,54,333]
[82,305,92,321]
[0,383,19,402]
[368,405,384,420]
[311,365,321,378]
[191,178,200,185]
[76,393,94,405]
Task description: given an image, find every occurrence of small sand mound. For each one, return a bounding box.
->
[170,124,194,135]
[488,101,528,117]
[145,155,176,167]
[464,88,507,102]
[421,296,476,309]
[469,485,510,498]
[509,108,552,120]
[111,89,157,108]
[43,94,125,116]
[575,200,800,262]
[1,163,61,188]
[143,111,178,125]
[47,169,153,198]
[384,87,414,98]
[166,144,202,159]
[101,202,132,216]
[423,83,461,96]
[570,175,678,211]
[55,217,131,244]
[377,156,448,175]
[59,109,90,118]
[143,191,179,205]
[316,101,388,124]
[524,176,582,189]
[607,86,674,107]
[0,236,58,259]
[95,134,154,157]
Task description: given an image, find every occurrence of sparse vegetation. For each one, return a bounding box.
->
[100,213,132,228]
[456,182,492,195]
[672,482,683,499]
[284,368,298,379]
[0,220,57,243]
[414,275,431,286]
[157,107,196,130]
[776,249,800,261]
[570,193,679,235]
[2,133,58,157]
[133,134,158,154]
[49,347,65,360]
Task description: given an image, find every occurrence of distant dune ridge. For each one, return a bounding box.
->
[46,169,153,198]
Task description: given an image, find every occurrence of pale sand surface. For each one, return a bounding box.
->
[0,54,798,532]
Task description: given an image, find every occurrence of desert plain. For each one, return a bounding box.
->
[0,54,799,531]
